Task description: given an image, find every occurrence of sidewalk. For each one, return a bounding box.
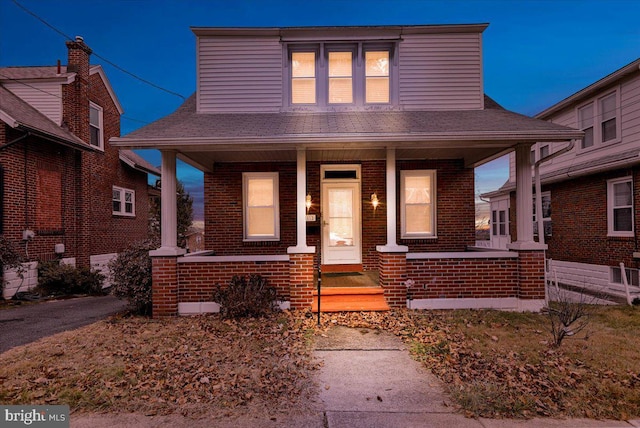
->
[314,326,640,428]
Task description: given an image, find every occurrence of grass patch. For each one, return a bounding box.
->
[0,312,320,418]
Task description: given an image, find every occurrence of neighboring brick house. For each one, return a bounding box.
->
[112,24,582,317]
[485,58,640,302]
[0,37,160,298]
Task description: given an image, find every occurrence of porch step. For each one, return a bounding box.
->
[312,287,390,312]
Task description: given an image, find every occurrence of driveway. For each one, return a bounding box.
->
[0,295,127,353]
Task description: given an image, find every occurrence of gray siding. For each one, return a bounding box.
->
[4,81,62,124]
[398,33,483,110]
[197,37,283,113]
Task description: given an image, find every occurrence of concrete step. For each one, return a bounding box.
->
[312,287,390,312]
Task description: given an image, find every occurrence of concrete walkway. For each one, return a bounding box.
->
[314,326,640,428]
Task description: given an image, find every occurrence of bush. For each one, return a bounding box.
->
[109,240,156,316]
[0,237,25,298]
[213,274,279,319]
[37,261,105,296]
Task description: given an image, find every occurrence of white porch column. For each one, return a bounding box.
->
[288,148,315,254]
[508,144,547,251]
[377,147,408,253]
[150,150,186,256]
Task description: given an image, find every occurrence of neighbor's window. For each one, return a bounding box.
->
[89,102,103,149]
[533,192,552,236]
[112,186,135,217]
[599,92,617,143]
[607,177,633,236]
[243,172,280,241]
[291,52,316,104]
[328,51,353,104]
[578,103,594,149]
[611,266,639,287]
[492,209,508,237]
[401,170,436,238]
[365,50,390,103]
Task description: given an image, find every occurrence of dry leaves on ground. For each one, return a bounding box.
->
[0,311,321,419]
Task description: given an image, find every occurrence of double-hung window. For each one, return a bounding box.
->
[533,192,552,237]
[89,102,104,150]
[113,186,135,217]
[289,44,393,107]
[401,170,436,238]
[577,90,620,150]
[291,52,317,104]
[607,177,633,236]
[243,172,280,241]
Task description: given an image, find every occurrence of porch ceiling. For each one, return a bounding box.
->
[174,145,514,171]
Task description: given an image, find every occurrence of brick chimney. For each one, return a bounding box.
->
[62,36,92,143]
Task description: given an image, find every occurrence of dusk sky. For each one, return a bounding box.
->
[1,0,638,221]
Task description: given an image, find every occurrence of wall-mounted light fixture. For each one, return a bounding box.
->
[370,193,379,210]
[306,194,312,212]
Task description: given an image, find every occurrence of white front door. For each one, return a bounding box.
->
[322,182,362,265]
[490,197,510,250]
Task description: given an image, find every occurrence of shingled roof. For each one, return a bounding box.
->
[119,94,582,146]
[0,85,87,149]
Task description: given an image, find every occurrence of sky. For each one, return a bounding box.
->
[1,0,639,221]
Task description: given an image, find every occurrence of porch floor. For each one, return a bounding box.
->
[312,270,389,312]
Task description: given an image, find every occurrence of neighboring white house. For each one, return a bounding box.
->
[485,58,640,302]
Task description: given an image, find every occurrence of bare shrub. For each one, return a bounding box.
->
[213,275,279,319]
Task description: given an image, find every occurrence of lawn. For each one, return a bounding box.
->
[1,306,638,420]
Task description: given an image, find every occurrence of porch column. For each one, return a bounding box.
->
[376,148,408,308]
[377,147,408,253]
[508,144,546,251]
[508,144,546,310]
[150,150,185,318]
[287,148,316,254]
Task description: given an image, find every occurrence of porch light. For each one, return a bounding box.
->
[306,194,312,212]
[371,193,379,210]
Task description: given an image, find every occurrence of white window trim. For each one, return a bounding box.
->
[89,102,104,151]
[112,186,135,217]
[242,172,280,242]
[533,191,552,237]
[607,176,634,237]
[576,87,621,153]
[286,42,396,110]
[400,170,437,239]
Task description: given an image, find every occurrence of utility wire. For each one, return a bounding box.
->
[11,0,186,101]
[0,73,151,126]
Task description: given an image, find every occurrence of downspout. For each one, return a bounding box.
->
[534,139,576,245]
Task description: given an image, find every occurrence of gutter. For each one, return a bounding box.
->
[534,139,576,245]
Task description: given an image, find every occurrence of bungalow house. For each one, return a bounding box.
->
[485,58,640,302]
[112,24,583,317]
[0,37,160,298]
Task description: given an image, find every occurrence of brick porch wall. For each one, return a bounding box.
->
[178,260,290,302]
[378,252,407,308]
[517,250,546,299]
[289,253,314,309]
[406,257,519,299]
[152,256,179,318]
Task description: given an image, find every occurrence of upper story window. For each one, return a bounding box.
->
[89,102,104,150]
[577,89,620,151]
[113,186,135,217]
[288,43,394,108]
[291,52,316,104]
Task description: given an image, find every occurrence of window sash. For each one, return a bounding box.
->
[401,170,436,238]
[112,187,135,216]
[608,178,634,235]
[243,173,279,240]
[291,52,316,104]
[89,104,103,148]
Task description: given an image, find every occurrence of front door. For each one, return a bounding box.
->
[321,181,362,265]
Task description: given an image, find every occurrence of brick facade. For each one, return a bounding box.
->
[508,166,640,271]
[0,40,151,269]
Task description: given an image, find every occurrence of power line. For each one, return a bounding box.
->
[0,73,151,126]
[11,0,186,101]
